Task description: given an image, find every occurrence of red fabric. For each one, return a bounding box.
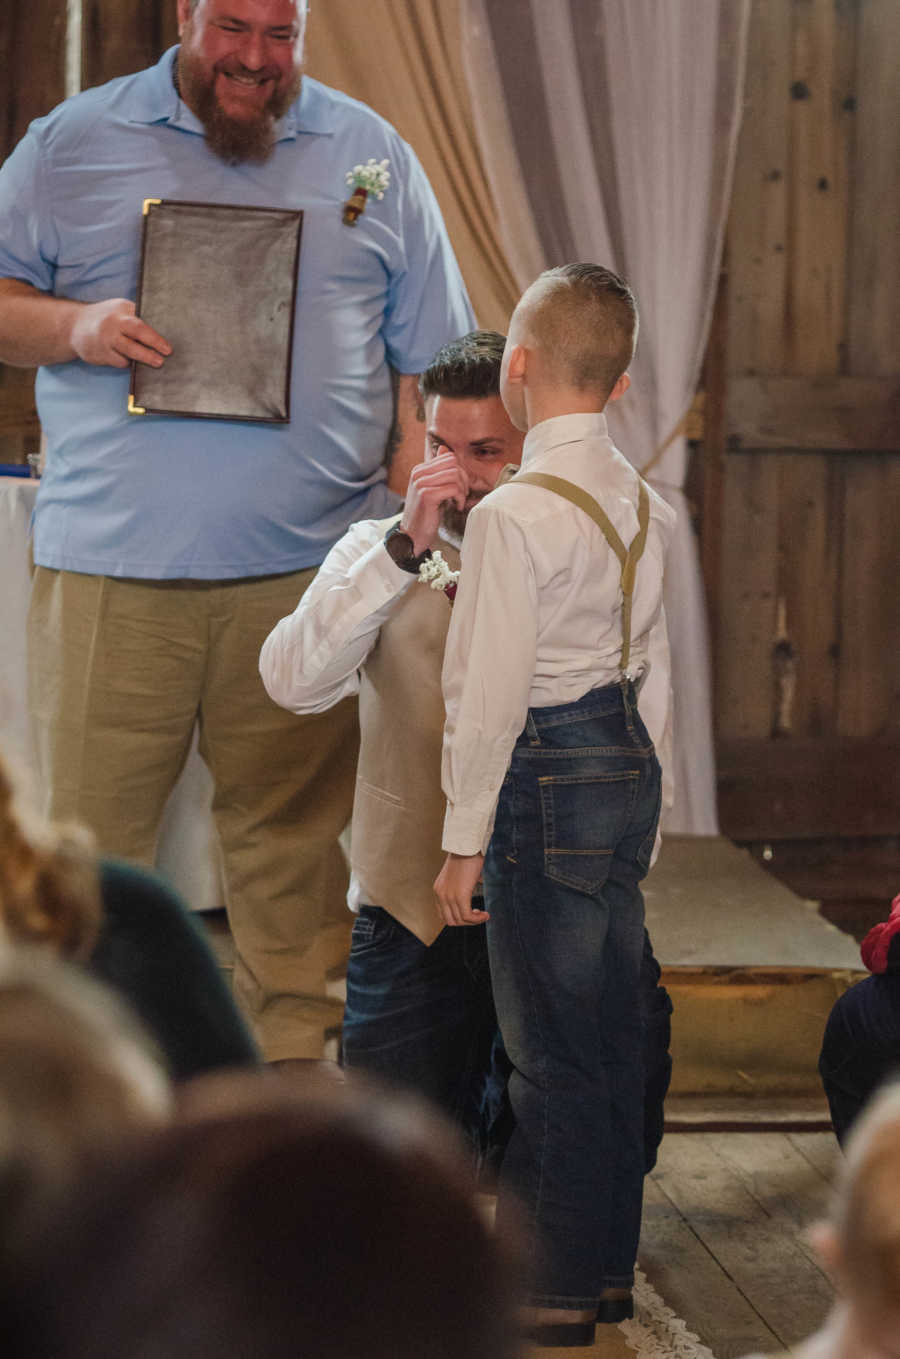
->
[861,893,900,974]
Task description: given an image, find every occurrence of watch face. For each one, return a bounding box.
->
[384,524,430,573]
[385,525,417,567]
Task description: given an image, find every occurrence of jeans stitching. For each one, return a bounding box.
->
[539,771,640,893]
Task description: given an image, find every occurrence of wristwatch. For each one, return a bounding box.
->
[383,522,432,574]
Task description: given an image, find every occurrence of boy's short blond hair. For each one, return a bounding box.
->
[833,1080,900,1305]
[521,263,638,403]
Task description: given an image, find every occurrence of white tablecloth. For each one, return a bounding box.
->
[0,476,223,910]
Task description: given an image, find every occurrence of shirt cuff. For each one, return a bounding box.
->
[442,802,496,857]
[346,534,419,602]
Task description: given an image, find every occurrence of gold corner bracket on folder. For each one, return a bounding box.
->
[128,394,146,416]
[142,198,162,215]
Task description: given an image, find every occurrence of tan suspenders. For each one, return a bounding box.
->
[509,472,650,673]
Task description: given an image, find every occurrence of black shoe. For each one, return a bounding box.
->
[522,1320,596,1347]
[595,1290,634,1324]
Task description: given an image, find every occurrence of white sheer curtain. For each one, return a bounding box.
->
[462,0,750,834]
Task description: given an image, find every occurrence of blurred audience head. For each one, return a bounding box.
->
[0,951,170,1265]
[809,1079,900,1356]
[5,1073,520,1359]
[0,754,101,959]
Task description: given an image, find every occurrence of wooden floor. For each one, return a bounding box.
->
[203,838,854,1358]
[636,1127,839,1359]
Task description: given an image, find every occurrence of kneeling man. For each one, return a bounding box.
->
[260,331,672,1165]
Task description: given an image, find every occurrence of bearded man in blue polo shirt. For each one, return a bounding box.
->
[0,0,473,1060]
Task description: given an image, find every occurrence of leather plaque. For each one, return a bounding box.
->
[129,199,303,423]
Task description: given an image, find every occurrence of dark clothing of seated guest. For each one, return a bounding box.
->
[88,859,260,1081]
[819,891,900,1144]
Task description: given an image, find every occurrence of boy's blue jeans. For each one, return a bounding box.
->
[485,678,661,1309]
[342,908,672,1181]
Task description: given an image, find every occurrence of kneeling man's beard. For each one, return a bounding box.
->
[440,503,469,540]
[177,52,301,165]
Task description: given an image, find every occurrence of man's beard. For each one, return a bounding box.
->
[177,47,302,164]
[440,499,482,540]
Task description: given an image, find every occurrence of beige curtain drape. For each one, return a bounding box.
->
[304,0,517,331]
[461,0,752,834]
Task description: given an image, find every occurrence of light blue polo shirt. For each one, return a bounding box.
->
[0,49,474,577]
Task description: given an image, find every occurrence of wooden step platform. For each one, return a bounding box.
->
[646,837,865,1098]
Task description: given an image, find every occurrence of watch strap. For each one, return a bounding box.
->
[383,522,433,574]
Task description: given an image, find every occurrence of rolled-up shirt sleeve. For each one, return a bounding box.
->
[441,503,538,856]
[259,519,415,714]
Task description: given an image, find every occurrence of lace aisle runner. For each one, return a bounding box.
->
[619,1268,718,1359]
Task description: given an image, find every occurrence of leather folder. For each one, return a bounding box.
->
[129,199,303,423]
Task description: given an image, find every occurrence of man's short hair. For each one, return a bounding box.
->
[527,263,638,401]
[419,330,506,402]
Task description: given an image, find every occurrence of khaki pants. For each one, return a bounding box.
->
[27,565,359,1061]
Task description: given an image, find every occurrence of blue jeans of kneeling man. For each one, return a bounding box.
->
[342,906,671,1188]
[342,906,504,1166]
[485,678,661,1310]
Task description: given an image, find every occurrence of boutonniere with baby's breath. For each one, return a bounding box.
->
[342,158,391,225]
[417,551,459,603]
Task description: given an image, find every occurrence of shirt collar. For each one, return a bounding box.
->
[128,46,336,142]
[521,411,611,470]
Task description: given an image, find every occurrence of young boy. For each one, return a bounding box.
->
[434,264,676,1348]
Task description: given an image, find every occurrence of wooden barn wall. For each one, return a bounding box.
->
[0,0,177,462]
[2,1,897,842]
[715,0,900,838]
[0,1,66,459]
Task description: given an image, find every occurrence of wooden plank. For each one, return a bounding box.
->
[836,453,900,738]
[82,0,176,88]
[715,451,780,741]
[0,2,64,452]
[727,376,900,451]
[718,738,900,838]
[0,0,66,155]
[650,1133,834,1350]
[743,835,900,908]
[663,968,858,1099]
[639,1171,780,1359]
[712,1131,836,1252]
[726,0,791,375]
[698,266,729,659]
[788,1130,842,1182]
[0,367,39,437]
[776,452,841,736]
[787,0,856,376]
[847,0,900,375]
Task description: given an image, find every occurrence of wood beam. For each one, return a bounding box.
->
[726,376,900,451]
[718,738,900,839]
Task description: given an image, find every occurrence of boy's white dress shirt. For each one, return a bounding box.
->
[441,412,677,857]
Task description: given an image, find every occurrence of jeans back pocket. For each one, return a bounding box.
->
[539,770,640,894]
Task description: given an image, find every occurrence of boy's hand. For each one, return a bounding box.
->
[434,852,488,927]
[401,452,470,556]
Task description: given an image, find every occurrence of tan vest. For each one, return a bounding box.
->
[350,518,460,946]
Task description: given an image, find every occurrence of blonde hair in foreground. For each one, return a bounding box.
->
[0,756,101,959]
[830,1080,900,1305]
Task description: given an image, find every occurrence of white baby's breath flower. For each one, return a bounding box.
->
[417,551,459,596]
[343,158,392,224]
[346,157,391,197]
